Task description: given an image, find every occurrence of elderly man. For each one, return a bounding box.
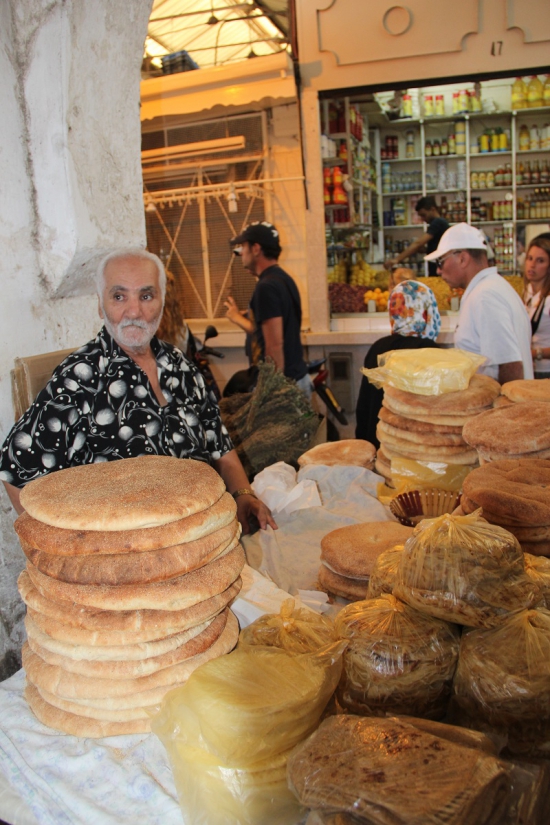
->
[424,223,533,383]
[0,248,275,534]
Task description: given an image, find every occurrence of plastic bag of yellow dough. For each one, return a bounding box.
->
[239,598,338,653]
[362,347,486,395]
[393,510,540,628]
[150,640,346,825]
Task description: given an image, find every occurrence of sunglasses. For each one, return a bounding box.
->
[435,250,461,268]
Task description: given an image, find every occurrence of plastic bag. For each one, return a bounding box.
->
[524,553,550,609]
[287,715,511,825]
[151,641,346,825]
[452,607,550,758]
[390,454,473,493]
[362,347,486,396]
[393,510,540,627]
[239,598,338,654]
[334,594,459,719]
[366,545,404,598]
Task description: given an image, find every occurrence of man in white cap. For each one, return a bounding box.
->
[424,223,533,383]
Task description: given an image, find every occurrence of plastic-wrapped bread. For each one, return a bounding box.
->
[366,544,404,599]
[393,511,540,627]
[452,607,550,758]
[238,598,337,654]
[524,554,550,609]
[335,594,459,719]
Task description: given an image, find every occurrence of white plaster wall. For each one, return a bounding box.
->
[0,0,152,680]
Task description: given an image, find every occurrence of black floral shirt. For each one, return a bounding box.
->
[0,327,233,488]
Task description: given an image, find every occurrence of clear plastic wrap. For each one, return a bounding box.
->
[366,545,404,598]
[287,715,512,825]
[238,598,337,654]
[390,455,473,493]
[452,607,550,758]
[151,641,346,825]
[361,348,486,396]
[524,553,550,609]
[334,594,459,719]
[393,510,540,627]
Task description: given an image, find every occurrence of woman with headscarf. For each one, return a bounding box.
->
[355,279,441,447]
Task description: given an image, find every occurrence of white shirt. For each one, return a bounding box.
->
[525,282,550,373]
[455,267,534,380]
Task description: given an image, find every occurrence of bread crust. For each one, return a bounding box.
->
[298,439,376,468]
[321,522,412,578]
[462,460,550,526]
[378,407,464,435]
[317,564,368,601]
[383,374,500,415]
[15,493,236,556]
[462,403,550,455]
[19,456,226,530]
[501,378,550,404]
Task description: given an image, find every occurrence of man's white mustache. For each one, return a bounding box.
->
[119,319,149,330]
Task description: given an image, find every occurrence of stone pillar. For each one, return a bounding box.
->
[0,0,152,680]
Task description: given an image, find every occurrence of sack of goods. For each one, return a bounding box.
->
[452,608,550,758]
[297,439,376,469]
[335,594,460,720]
[372,360,500,489]
[461,459,550,557]
[318,521,412,601]
[16,456,244,737]
[393,510,540,627]
[462,401,550,462]
[151,640,346,825]
[287,714,550,825]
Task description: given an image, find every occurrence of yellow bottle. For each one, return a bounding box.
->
[544,75,550,106]
[511,77,527,109]
[527,75,543,108]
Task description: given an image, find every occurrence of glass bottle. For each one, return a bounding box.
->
[544,76,550,106]
[532,160,541,184]
[517,160,524,185]
[524,161,532,185]
[504,163,512,186]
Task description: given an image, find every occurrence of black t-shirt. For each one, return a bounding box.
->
[355,333,440,447]
[426,216,450,277]
[249,265,307,381]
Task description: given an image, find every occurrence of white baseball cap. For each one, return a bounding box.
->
[424,222,489,261]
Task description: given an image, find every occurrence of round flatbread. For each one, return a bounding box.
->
[378,407,464,435]
[317,565,367,601]
[382,399,484,427]
[22,610,239,699]
[501,379,550,404]
[19,456,226,531]
[377,420,466,447]
[462,460,550,527]
[492,395,514,408]
[19,574,241,646]
[462,403,550,456]
[321,522,412,579]
[15,493,237,556]
[35,686,155,722]
[25,611,229,679]
[298,440,376,468]
[25,540,245,611]
[383,374,501,416]
[20,520,239,585]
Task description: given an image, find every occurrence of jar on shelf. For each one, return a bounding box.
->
[504,163,512,186]
[511,77,528,110]
[499,131,509,151]
[478,171,487,188]
[528,76,544,108]
[490,131,500,153]
[405,130,415,158]
[479,132,490,153]
[487,171,495,189]
[433,139,441,156]
[452,92,460,114]
[423,95,434,117]
[448,134,456,154]
[401,94,413,118]
[425,140,433,157]
[435,95,445,116]
[471,171,479,189]
[494,165,504,186]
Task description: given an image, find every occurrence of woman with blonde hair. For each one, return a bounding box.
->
[523,234,550,378]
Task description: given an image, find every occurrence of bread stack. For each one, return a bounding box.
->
[16,457,244,737]
[318,522,412,601]
[463,402,550,464]
[374,374,500,487]
[501,379,550,405]
[461,459,550,557]
[298,439,376,470]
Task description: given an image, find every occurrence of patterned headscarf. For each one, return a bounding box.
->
[389,280,441,340]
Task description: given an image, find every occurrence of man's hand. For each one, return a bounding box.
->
[384,258,398,271]
[224,297,255,334]
[236,494,277,535]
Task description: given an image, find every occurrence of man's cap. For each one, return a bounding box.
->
[424,222,489,261]
[230,221,281,248]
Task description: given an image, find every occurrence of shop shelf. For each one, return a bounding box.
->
[383,224,424,229]
[383,156,423,163]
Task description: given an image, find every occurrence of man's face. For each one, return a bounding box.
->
[98,256,164,352]
[437,250,466,289]
[239,241,257,273]
[417,208,430,223]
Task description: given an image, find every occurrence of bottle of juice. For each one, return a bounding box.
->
[511,77,527,109]
[544,76,550,106]
[528,76,544,108]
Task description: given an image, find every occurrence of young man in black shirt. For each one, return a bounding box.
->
[228,222,311,398]
[384,196,449,277]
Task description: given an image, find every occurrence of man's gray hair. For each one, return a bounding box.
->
[96,248,166,299]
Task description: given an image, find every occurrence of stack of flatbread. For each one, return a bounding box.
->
[462,402,550,464]
[461,459,550,557]
[16,457,244,737]
[298,439,376,469]
[375,375,500,487]
[318,522,412,601]
[501,379,550,405]
[335,594,460,720]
